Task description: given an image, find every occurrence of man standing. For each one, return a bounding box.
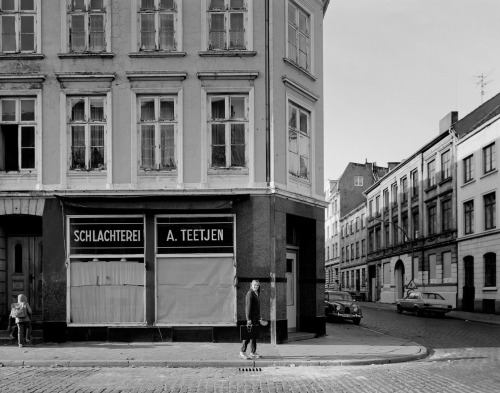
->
[240,279,261,359]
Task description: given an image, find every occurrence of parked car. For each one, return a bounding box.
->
[325,290,362,325]
[396,291,453,316]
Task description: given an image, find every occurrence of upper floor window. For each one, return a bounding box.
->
[463,155,474,183]
[207,0,246,50]
[287,0,310,71]
[401,177,408,202]
[484,192,496,230]
[0,97,36,171]
[368,200,373,216]
[483,143,496,174]
[412,209,420,238]
[68,0,108,53]
[354,176,363,186]
[411,169,419,197]
[391,183,398,205]
[464,200,474,235]
[0,0,36,53]
[361,213,365,228]
[383,188,389,210]
[441,198,452,232]
[138,96,177,171]
[428,204,437,235]
[68,96,106,171]
[209,94,248,169]
[441,150,451,180]
[427,159,436,188]
[288,101,310,180]
[139,0,179,51]
[375,195,380,213]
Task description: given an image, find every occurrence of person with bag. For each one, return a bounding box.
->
[240,279,262,359]
[10,294,33,348]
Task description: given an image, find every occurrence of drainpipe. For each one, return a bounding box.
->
[265,0,271,185]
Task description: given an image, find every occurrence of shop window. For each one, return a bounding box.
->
[208,94,248,169]
[67,0,110,53]
[138,0,179,51]
[0,0,37,53]
[287,0,310,71]
[68,96,107,171]
[138,95,177,171]
[484,252,496,287]
[288,101,310,180]
[0,98,36,171]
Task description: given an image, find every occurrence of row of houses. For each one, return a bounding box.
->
[326,94,500,314]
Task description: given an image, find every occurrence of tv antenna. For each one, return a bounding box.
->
[474,71,493,104]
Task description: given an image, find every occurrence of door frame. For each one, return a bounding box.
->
[286,250,298,332]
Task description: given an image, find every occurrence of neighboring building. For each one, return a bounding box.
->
[325,180,339,290]
[365,113,459,306]
[0,0,330,343]
[456,93,500,314]
[324,162,388,290]
[339,202,367,300]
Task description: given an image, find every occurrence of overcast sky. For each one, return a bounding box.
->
[323,0,500,182]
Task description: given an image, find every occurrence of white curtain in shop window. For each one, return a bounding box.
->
[157,257,236,324]
[70,261,145,323]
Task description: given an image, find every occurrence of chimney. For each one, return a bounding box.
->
[439,111,458,134]
[388,162,400,171]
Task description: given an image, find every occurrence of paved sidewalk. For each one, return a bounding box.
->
[360,301,500,326]
[0,323,427,368]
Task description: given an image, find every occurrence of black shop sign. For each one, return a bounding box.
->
[69,216,145,255]
[156,216,234,254]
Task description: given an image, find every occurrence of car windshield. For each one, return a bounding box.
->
[422,293,445,300]
[328,292,352,301]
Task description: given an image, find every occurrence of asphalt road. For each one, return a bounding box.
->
[1,307,499,393]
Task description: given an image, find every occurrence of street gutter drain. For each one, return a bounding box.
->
[238,368,262,372]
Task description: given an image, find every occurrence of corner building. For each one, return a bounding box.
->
[0,0,329,344]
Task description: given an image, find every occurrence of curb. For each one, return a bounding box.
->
[0,348,429,368]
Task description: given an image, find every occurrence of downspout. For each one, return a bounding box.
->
[265,0,271,185]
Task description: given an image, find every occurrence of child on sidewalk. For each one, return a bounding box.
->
[10,294,33,348]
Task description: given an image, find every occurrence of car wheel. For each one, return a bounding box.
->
[396,305,403,314]
[414,306,423,317]
[352,318,361,325]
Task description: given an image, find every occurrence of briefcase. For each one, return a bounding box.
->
[240,324,260,340]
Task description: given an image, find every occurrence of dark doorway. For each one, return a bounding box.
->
[463,256,475,312]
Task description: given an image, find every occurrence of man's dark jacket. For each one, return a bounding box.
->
[245,289,260,323]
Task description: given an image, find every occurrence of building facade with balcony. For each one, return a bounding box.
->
[0,0,329,343]
[325,179,340,290]
[456,93,500,314]
[365,114,459,306]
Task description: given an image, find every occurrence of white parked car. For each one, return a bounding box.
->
[396,292,453,316]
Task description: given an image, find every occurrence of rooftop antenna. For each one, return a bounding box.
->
[474,70,493,104]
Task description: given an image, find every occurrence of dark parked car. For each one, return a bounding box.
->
[396,292,453,316]
[325,290,362,325]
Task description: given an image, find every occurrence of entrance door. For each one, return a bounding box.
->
[394,260,405,300]
[463,256,475,312]
[286,251,297,332]
[7,237,43,317]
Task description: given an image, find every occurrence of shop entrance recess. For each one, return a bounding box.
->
[7,237,43,318]
[286,251,297,332]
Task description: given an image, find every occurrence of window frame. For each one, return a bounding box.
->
[484,192,496,231]
[0,0,40,54]
[65,0,112,54]
[286,0,313,73]
[427,159,436,188]
[441,149,451,181]
[287,99,311,182]
[463,154,474,183]
[401,176,408,203]
[137,0,181,52]
[441,198,452,232]
[428,203,437,235]
[483,143,496,175]
[67,95,108,171]
[0,96,38,172]
[411,169,419,197]
[484,252,496,287]
[463,199,474,235]
[354,175,363,186]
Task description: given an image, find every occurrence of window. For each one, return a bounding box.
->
[484,192,496,230]
[288,101,310,180]
[391,183,398,205]
[68,96,106,170]
[463,155,474,183]
[375,196,380,214]
[384,224,389,247]
[350,244,354,260]
[341,247,344,262]
[355,217,359,232]
[441,150,451,180]
[355,242,359,259]
[383,188,389,210]
[464,200,474,235]
[287,1,310,71]
[345,246,349,261]
[392,219,398,245]
[138,96,177,171]
[368,200,373,217]
[401,177,408,202]
[429,254,436,280]
[209,94,248,169]
[411,169,419,197]
[401,214,408,242]
[428,204,437,235]
[354,176,363,186]
[441,199,452,232]
[427,159,436,187]
[484,252,496,287]
[412,209,419,238]
[483,143,496,174]
[68,0,107,52]
[368,230,374,252]
[375,226,381,250]
[442,251,451,279]
[0,0,36,53]
[139,0,179,51]
[361,239,365,256]
[0,97,36,171]
[207,0,247,50]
